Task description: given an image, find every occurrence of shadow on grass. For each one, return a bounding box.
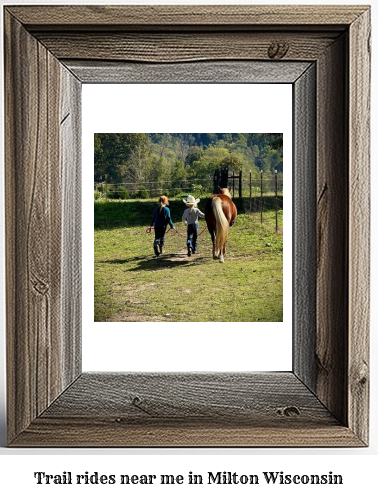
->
[99,253,207,271]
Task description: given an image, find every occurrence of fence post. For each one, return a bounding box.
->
[104,174,108,199]
[239,170,242,198]
[249,170,252,212]
[220,167,228,189]
[275,169,278,232]
[232,170,235,197]
[260,170,263,224]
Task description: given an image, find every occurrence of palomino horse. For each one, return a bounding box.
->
[204,187,237,263]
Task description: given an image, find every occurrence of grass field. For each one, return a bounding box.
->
[94,198,283,322]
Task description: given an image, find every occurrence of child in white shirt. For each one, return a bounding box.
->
[182,195,205,256]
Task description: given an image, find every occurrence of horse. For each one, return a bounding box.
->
[204,187,237,263]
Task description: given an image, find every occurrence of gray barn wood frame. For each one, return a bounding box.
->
[4,5,370,447]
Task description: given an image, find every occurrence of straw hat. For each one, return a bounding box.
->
[183,195,200,206]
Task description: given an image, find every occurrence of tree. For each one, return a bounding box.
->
[126,138,151,183]
[185,146,203,166]
[94,132,283,194]
[219,153,244,172]
[94,133,148,183]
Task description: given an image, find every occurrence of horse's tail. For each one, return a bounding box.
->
[212,197,229,254]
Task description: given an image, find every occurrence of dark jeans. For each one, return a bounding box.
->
[153,226,166,255]
[187,223,199,252]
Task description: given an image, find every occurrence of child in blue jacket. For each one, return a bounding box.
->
[148,195,175,256]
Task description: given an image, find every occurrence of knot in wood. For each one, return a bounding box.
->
[268,41,289,59]
[131,395,153,416]
[277,406,300,417]
[132,396,142,406]
[33,279,49,295]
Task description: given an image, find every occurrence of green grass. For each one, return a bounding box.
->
[94,199,283,322]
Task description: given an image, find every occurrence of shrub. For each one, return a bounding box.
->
[94,189,103,201]
[136,186,149,199]
[168,188,184,197]
[108,186,130,199]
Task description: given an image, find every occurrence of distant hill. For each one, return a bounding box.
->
[94,133,283,191]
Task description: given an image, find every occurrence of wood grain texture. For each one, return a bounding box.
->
[36,32,339,63]
[5,11,62,442]
[293,64,316,390]
[11,373,364,447]
[348,8,371,445]
[11,418,364,448]
[4,11,81,444]
[7,5,367,30]
[316,34,349,426]
[42,373,335,422]
[65,60,311,84]
[60,68,82,389]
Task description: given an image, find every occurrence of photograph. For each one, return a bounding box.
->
[94,133,284,323]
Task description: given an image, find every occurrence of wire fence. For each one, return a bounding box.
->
[94,177,213,200]
[94,171,283,230]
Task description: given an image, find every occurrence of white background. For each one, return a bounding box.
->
[0,0,377,499]
[83,83,292,372]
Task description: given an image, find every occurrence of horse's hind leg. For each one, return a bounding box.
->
[218,242,226,263]
[212,231,219,260]
[207,225,218,259]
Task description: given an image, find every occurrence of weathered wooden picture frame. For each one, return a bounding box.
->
[5,5,370,447]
